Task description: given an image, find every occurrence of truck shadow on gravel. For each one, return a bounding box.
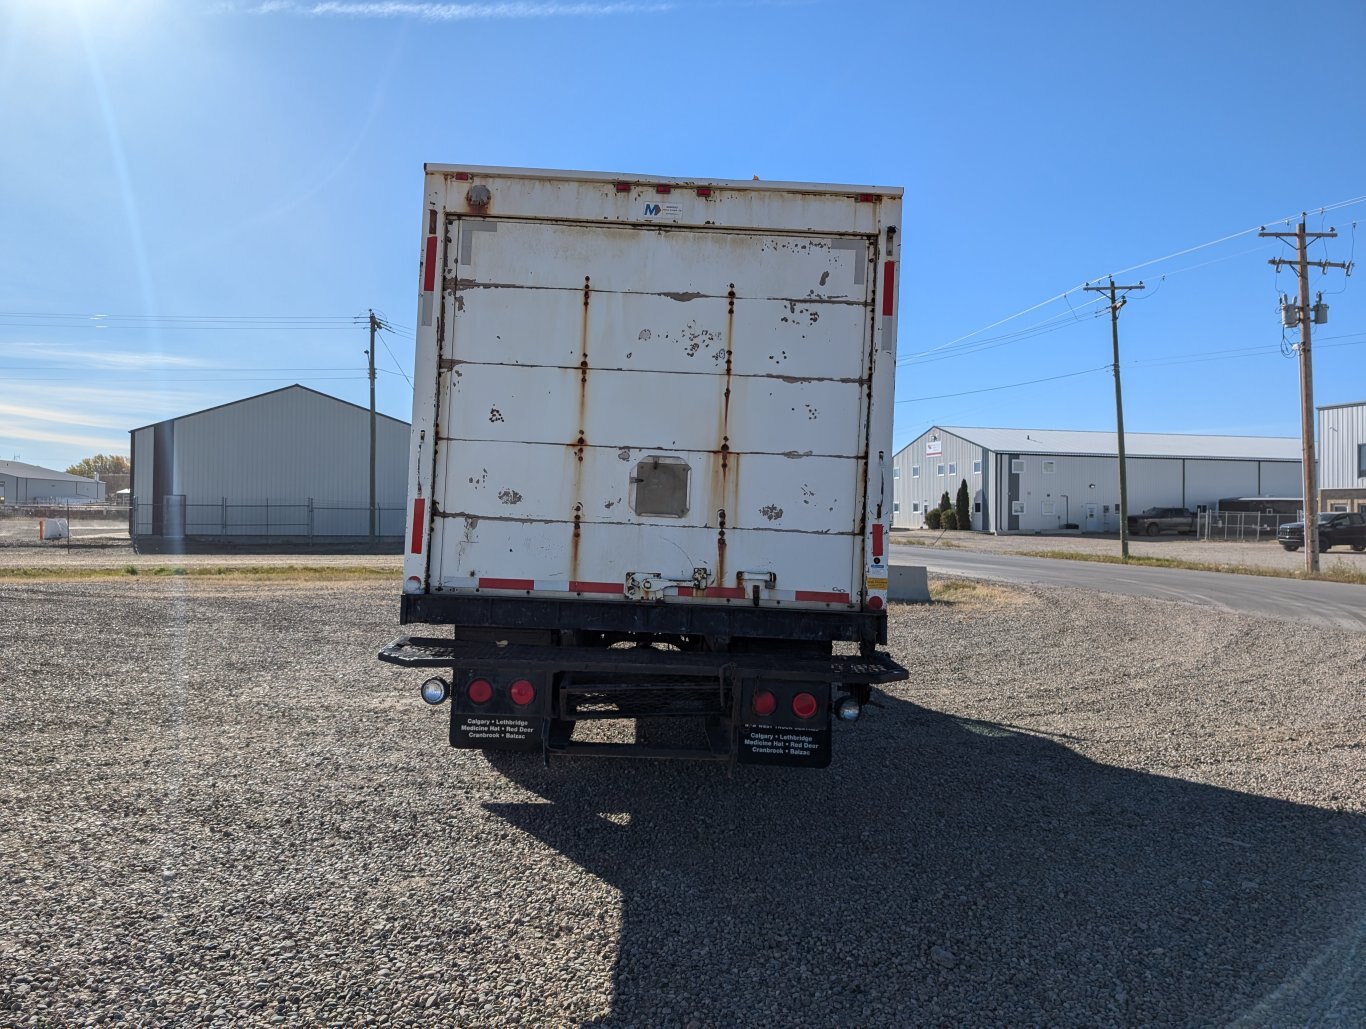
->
[486,699,1365,1026]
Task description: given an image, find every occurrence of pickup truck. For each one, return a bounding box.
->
[1277,512,1366,552]
[1127,507,1196,536]
[379,164,909,768]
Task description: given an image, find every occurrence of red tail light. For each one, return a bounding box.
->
[509,679,535,706]
[792,692,818,719]
[614,181,632,193]
[467,679,493,704]
[752,689,776,716]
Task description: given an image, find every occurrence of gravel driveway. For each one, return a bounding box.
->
[2,578,1362,1025]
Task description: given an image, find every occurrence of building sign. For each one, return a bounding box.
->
[925,440,943,456]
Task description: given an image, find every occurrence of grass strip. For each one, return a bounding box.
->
[1013,549,1366,586]
[0,564,400,582]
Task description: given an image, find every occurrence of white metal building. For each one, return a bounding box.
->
[892,426,1302,534]
[1318,400,1366,513]
[129,385,410,540]
[0,460,106,505]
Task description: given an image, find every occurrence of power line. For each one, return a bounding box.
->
[895,365,1109,404]
[919,192,1366,359]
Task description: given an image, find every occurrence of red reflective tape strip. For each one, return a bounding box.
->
[409,498,425,554]
[795,590,851,604]
[422,235,438,292]
[872,522,884,558]
[704,587,747,600]
[676,587,695,597]
[568,581,622,594]
[882,261,895,316]
[478,578,534,591]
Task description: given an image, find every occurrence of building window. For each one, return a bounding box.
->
[973,501,981,513]
[893,467,900,479]
[973,460,982,475]
[893,501,901,512]
[1011,501,1025,515]
[936,464,945,476]
[912,501,921,513]
[1042,500,1056,515]
[948,463,956,475]
[1358,443,1366,477]
[1011,459,1025,474]
[1330,503,1348,512]
[912,465,920,478]
[1042,460,1056,474]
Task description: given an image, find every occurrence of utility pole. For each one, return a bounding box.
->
[367,309,378,540]
[1083,277,1144,560]
[1259,220,1351,573]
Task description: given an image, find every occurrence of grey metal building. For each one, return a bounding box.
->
[1318,400,1366,513]
[0,460,106,505]
[892,426,1302,534]
[130,385,410,540]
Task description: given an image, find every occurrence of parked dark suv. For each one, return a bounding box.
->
[1277,511,1366,552]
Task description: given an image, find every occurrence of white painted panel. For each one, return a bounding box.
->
[445,363,862,457]
[439,440,856,534]
[430,213,878,598]
[449,284,867,382]
[1182,460,1260,507]
[429,517,856,600]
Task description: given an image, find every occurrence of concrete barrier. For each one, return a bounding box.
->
[889,564,930,603]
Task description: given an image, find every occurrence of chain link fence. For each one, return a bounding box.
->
[131,499,405,539]
[1196,509,1302,543]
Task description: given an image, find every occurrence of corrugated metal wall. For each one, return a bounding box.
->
[1319,403,1366,490]
[893,425,1304,534]
[892,429,986,529]
[130,387,410,538]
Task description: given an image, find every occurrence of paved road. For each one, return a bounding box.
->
[894,547,1366,632]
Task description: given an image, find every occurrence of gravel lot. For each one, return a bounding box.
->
[2,577,1363,1025]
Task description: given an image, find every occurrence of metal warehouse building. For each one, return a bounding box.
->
[1319,399,1366,513]
[0,460,106,505]
[130,385,410,541]
[892,426,1302,534]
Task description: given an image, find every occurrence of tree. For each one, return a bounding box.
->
[955,479,971,530]
[66,454,129,478]
[925,508,942,530]
[939,491,952,513]
[940,509,958,531]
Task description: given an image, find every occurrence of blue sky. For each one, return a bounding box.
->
[1,0,1363,471]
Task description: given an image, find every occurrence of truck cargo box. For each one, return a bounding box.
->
[383,165,907,766]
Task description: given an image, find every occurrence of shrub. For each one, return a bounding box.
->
[955,479,970,530]
[939,491,952,513]
[940,509,958,531]
[925,508,942,530]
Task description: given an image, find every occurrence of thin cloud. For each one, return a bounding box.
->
[229,1,675,18]
[0,342,212,371]
[0,421,128,453]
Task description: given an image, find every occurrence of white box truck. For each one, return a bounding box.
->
[379,164,908,767]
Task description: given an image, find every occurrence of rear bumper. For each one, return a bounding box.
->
[399,591,887,645]
[379,636,907,767]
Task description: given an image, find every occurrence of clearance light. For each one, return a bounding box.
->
[695,186,712,197]
[856,193,877,203]
[614,182,633,193]
[509,679,536,706]
[792,692,818,719]
[453,171,471,181]
[420,677,450,705]
[467,678,493,705]
[752,689,777,717]
[655,185,672,194]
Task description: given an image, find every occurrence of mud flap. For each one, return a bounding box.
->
[451,712,545,752]
[737,723,831,768]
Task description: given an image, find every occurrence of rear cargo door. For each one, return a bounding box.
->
[429,215,875,607]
